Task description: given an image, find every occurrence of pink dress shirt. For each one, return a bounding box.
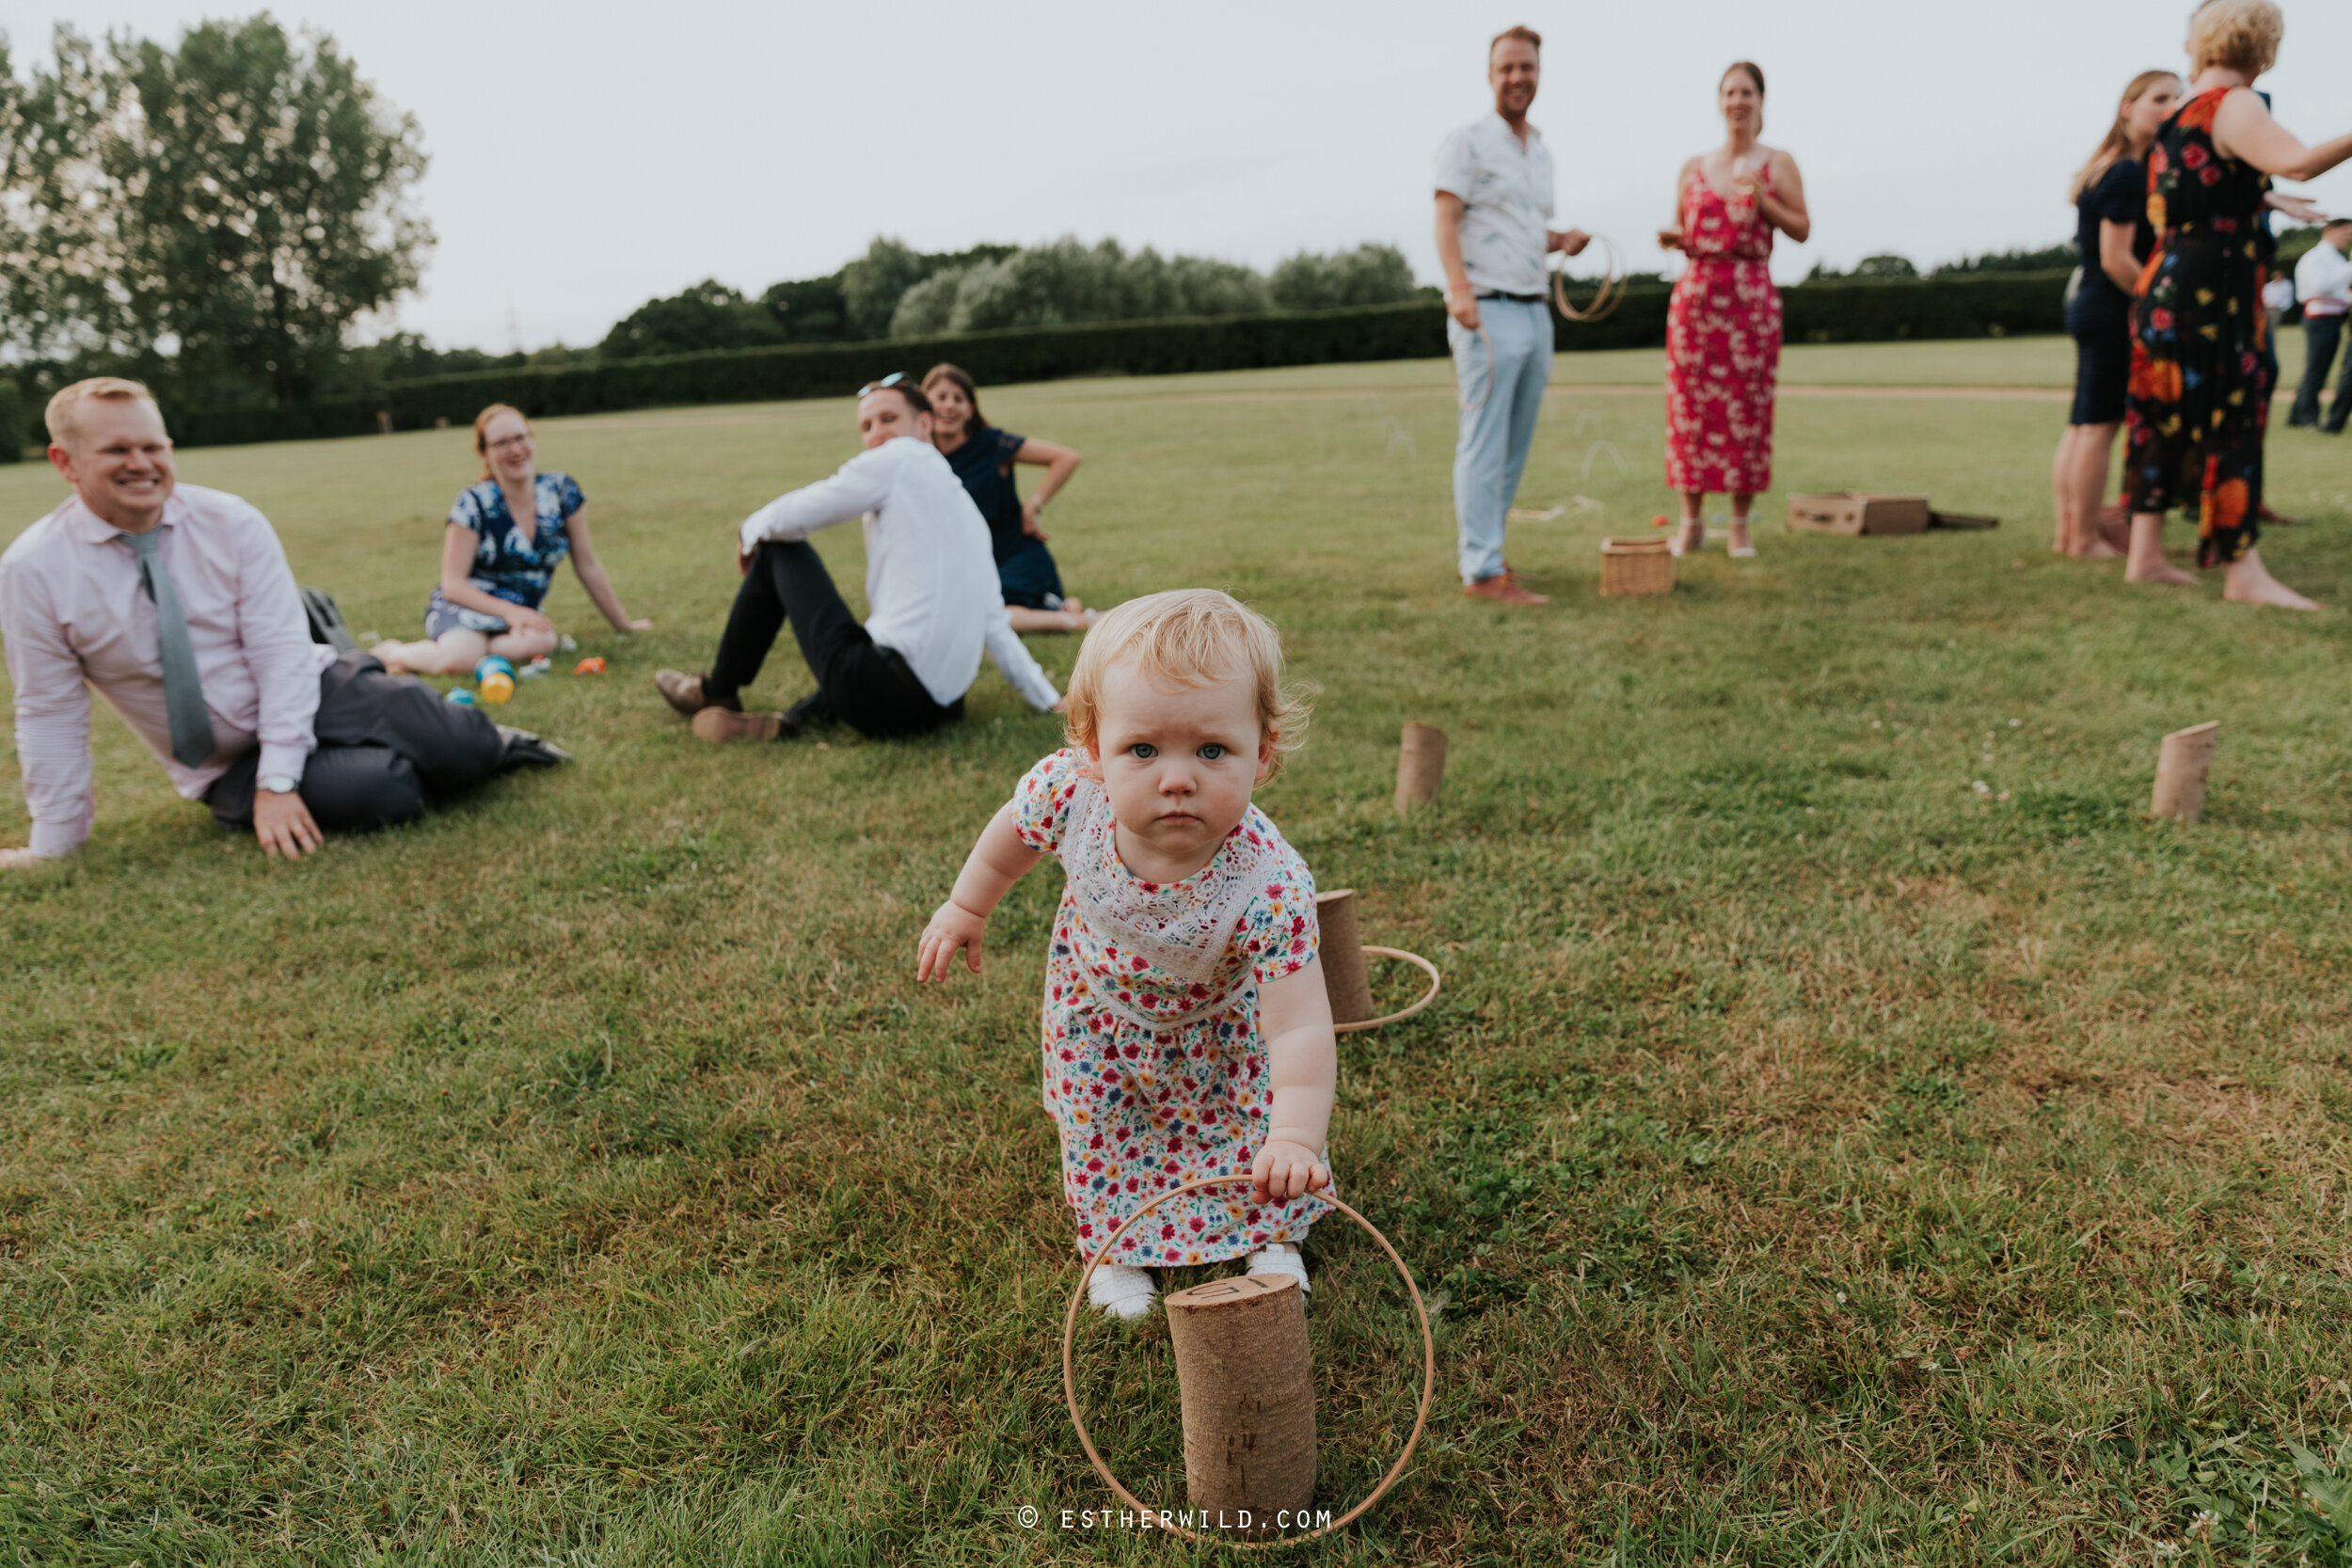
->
[1,483,336,857]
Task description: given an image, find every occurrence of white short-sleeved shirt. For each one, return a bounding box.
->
[2294,240,2352,319]
[1434,112,1555,296]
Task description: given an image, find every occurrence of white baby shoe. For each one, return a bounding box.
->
[1246,1242,1311,1292]
[1088,1263,1159,1320]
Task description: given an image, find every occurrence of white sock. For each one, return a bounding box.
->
[1088,1263,1158,1319]
[1247,1242,1311,1292]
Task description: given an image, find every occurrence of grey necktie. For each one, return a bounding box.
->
[119,528,216,768]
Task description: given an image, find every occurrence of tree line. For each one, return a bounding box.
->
[596,237,1430,361]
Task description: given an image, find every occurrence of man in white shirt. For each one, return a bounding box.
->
[1,379,557,867]
[654,376,1060,741]
[2289,218,2352,430]
[1434,24,1590,606]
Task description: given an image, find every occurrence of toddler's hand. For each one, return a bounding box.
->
[916,899,988,982]
[1251,1138,1330,1204]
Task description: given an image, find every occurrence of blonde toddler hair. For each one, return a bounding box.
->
[2187,0,2282,78]
[1062,589,1311,779]
[46,377,162,448]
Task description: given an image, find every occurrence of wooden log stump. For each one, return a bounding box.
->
[1395,722,1447,813]
[2151,721,2220,824]
[1163,1273,1316,1535]
[1315,889,1374,1026]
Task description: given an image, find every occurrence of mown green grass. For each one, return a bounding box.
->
[4,341,2351,1566]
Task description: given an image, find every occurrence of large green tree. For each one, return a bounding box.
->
[5,15,431,405]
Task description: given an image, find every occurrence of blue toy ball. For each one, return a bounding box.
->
[446,687,479,706]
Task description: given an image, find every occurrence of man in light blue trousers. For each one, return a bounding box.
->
[1434,23,1587,605]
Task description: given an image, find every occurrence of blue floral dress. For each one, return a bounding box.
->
[1009,748,1329,1266]
[422,472,585,636]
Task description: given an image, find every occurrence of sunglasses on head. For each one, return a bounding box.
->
[855,372,908,399]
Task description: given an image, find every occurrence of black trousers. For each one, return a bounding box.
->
[703,541,962,739]
[2289,313,2352,429]
[207,650,506,832]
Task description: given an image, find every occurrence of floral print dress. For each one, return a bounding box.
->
[2122,87,2273,566]
[1665,162,1782,496]
[1009,748,1329,1266]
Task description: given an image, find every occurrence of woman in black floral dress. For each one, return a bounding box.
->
[2122,0,2352,609]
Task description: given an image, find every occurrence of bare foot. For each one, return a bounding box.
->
[2223,550,2322,610]
[2072,538,2124,562]
[370,641,413,674]
[1670,520,1704,557]
[2123,514,2196,584]
[1065,608,1100,630]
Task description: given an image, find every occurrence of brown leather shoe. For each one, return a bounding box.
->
[1463,570,1549,606]
[691,706,783,743]
[655,668,739,719]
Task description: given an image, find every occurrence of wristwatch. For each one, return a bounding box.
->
[258,774,298,796]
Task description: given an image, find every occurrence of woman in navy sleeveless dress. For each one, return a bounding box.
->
[921,364,1097,633]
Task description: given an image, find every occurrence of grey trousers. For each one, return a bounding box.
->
[207,650,505,832]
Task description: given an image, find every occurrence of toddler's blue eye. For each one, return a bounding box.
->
[1199,744,1226,760]
[1129,743,1157,760]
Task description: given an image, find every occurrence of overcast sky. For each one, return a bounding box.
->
[9,0,2352,350]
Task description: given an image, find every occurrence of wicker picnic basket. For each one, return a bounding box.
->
[1599,536,1674,596]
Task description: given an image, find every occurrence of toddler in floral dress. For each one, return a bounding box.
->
[916,589,1338,1319]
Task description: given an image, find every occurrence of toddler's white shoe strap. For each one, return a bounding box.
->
[1247,1243,1311,1292]
[1087,1262,1159,1319]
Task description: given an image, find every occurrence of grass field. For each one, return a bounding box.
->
[5,339,2352,1566]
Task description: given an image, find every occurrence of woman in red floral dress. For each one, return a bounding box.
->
[1662,62,1809,559]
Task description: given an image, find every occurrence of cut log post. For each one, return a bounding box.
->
[1395,722,1448,813]
[2151,721,2220,824]
[1315,890,1375,1026]
[1162,1273,1316,1534]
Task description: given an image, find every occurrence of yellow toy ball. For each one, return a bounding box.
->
[478,671,515,704]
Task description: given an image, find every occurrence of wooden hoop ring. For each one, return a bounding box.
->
[1551,236,1626,323]
[1332,946,1442,1035]
[1060,1175,1437,1547]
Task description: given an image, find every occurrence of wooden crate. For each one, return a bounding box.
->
[1600,536,1674,596]
[1787,492,1931,536]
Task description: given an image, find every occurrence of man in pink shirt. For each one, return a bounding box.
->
[1,378,563,867]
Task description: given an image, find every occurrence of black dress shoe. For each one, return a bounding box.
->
[494,724,573,769]
[780,691,834,738]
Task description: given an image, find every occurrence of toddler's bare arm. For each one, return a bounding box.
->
[1253,960,1338,1201]
[915,802,1042,981]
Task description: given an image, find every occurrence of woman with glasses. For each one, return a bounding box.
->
[373,404,650,674]
[920,364,1094,632]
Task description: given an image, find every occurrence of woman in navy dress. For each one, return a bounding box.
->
[2050,69,2178,560]
[373,404,651,673]
[921,364,1094,632]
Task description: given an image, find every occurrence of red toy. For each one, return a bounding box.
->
[574,657,606,675]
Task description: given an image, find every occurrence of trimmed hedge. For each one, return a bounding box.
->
[0,379,25,462]
[170,271,2073,449]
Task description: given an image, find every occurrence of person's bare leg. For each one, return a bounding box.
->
[1672,490,1706,555]
[2061,424,2123,558]
[2124,513,2199,586]
[1728,490,1755,555]
[486,626,559,662]
[2050,426,2078,553]
[1005,606,1096,633]
[372,629,488,675]
[2222,546,2321,610]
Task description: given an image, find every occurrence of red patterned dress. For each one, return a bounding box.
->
[1009,748,1330,1266]
[1665,165,1783,495]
